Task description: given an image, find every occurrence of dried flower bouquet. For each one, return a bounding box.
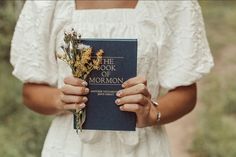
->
[57,29,104,133]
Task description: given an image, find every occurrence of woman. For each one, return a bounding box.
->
[10,0,214,157]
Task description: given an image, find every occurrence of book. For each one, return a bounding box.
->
[74,39,137,131]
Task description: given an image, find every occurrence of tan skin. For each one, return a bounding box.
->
[75,0,138,10]
[22,1,197,128]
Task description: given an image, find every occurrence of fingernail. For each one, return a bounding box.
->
[85,88,89,93]
[82,81,88,86]
[79,103,86,108]
[120,106,124,111]
[122,82,127,88]
[115,99,121,105]
[83,97,88,102]
[116,91,122,97]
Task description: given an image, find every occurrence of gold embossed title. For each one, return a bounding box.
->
[88,57,124,85]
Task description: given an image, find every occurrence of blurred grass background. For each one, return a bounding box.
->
[0,1,235,157]
[192,1,236,157]
[0,1,51,157]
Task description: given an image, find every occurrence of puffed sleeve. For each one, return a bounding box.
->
[156,1,214,90]
[10,0,58,87]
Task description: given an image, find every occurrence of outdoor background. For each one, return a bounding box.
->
[0,1,235,157]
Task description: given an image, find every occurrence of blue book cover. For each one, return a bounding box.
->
[74,39,137,131]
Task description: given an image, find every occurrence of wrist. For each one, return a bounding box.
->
[149,100,162,126]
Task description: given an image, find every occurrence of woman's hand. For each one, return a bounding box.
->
[58,76,89,113]
[115,76,156,128]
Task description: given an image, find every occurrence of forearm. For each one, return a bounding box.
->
[151,83,197,125]
[23,83,62,115]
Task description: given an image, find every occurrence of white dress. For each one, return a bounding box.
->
[10,1,214,157]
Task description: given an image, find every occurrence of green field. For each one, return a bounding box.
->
[0,1,236,157]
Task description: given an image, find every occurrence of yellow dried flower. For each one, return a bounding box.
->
[56,53,66,61]
[76,55,80,61]
[69,60,74,65]
[92,49,104,70]
[96,49,104,57]
[81,48,92,64]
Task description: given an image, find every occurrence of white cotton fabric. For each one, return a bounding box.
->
[10,1,214,157]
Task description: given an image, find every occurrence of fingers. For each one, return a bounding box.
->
[64,75,88,87]
[63,103,86,110]
[122,76,147,88]
[119,104,144,114]
[116,83,151,98]
[61,95,88,104]
[61,84,89,95]
[60,76,90,113]
[59,92,88,111]
[115,94,149,106]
